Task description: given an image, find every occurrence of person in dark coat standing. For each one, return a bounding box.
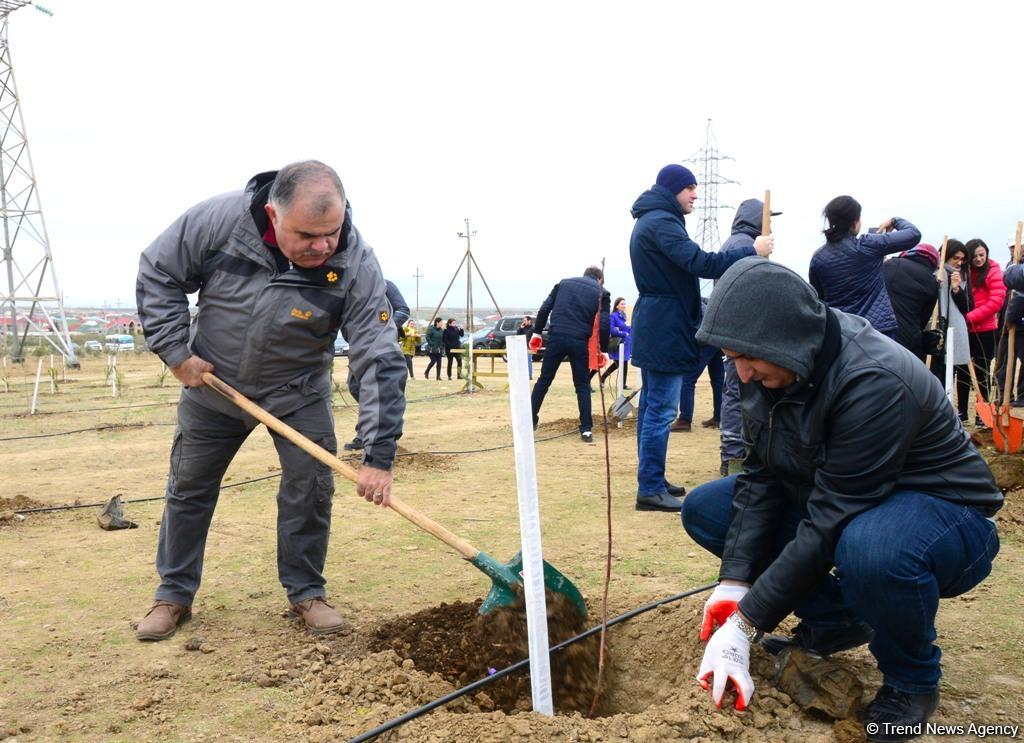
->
[530,266,610,443]
[715,199,779,476]
[882,244,940,361]
[808,195,922,336]
[442,318,465,380]
[423,318,444,380]
[629,164,773,511]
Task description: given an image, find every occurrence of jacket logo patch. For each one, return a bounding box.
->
[290,308,313,320]
[326,271,338,283]
[379,310,390,323]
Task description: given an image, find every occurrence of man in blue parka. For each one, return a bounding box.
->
[629,164,773,511]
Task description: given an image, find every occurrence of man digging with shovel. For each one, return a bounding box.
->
[135,161,406,640]
[681,258,1001,742]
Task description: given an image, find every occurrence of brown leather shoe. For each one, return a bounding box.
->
[290,597,348,635]
[136,600,191,641]
[701,417,720,429]
[669,418,691,433]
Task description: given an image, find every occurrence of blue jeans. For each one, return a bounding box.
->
[531,334,592,432]
[635,368,683,496]
[682,476,1000,693]
[679,345,724,422]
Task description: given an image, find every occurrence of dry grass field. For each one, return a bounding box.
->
[1,354,1021,742]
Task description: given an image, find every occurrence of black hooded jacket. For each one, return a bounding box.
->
[697,258,1002,631]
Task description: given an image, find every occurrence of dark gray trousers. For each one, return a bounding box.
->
[154,391,337,606]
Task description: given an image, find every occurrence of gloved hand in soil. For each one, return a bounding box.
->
[697,616,755,711]
[700,582,749,641]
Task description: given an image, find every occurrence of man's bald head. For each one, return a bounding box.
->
[268,160,346,217]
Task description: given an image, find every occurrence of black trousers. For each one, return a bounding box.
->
[446,350,463,379]
[530,334,592,433]
[425,351,442,379]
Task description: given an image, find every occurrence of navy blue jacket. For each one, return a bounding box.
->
[1002,263,1024,326]
[808,218,922,334]
[535,275,610,349]
[628,185,756,373]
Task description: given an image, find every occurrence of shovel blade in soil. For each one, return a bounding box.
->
[473,550,588,619]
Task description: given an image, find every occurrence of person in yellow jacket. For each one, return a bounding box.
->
[399,320,420,379]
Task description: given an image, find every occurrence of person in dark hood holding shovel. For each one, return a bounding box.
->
[681,258,1001,741]
[135,161,407,641]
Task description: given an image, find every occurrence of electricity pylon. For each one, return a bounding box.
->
[685,119,738,295]
[0,1,77,364]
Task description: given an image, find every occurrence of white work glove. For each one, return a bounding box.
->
[697,617,755,711]
[700,583,749,641]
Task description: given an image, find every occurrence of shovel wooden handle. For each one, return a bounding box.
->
[1001,222,1024,426]
[761,190,771,237]
[200,372,479,560]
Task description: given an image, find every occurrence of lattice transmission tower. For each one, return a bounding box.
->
[685,118,738,253]
[0,1,77,365]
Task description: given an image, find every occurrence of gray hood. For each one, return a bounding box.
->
[729,199,767,239]
[696,257,826,380]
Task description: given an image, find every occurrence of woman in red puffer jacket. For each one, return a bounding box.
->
[965,238,1005,426]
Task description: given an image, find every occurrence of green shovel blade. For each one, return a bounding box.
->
[472,550,587,620]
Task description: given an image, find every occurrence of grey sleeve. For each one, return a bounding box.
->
[135,197,236,369]
[341,247,408,470]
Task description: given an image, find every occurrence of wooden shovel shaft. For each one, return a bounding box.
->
[200,372,479,560]
[1001,221,1024,422]
[762,190,771,237]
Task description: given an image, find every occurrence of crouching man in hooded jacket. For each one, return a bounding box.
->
[134,161,406,640]
[682,258,1001,742]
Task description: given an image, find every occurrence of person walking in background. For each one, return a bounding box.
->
[424,318,444,380]
[530,266,611,443]
[716,198,779,476]
[516,315,535,380]
[600,297,631,389]
[443,318,464,380]
[399,320,420,379]
[672,296,723,433]
[882,244,940,361]
[930,241,972,420]
[965,238,1005,427]
[808,195,922,337]
[629,164,773,512]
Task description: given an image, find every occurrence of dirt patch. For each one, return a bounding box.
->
[0,495,45,511]
[369,594,600,714]
[984,449,1024,491]
[997,487,1024,533]
[394,452,458,475]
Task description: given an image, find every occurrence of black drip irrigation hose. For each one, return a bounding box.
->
[0,421,177,442]
[11,429,581,515]
[347,582,719,743]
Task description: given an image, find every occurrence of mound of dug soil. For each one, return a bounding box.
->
[0,496,45,511]
[369,594,600,714]
[393,452,458,476]
[269,595,870,742]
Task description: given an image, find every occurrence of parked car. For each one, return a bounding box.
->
[83,340,103,352]
[333,334,350,357]
[104,334,135,352]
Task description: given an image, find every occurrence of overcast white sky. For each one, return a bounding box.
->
[10,0,1023,313]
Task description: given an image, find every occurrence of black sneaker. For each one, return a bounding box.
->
[635,492,684,511]
[863,685,940,742]
[342,437,364,451]
[581,431,594,444]
[761,620,874,658]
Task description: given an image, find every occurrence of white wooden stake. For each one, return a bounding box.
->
[112,354,118,397]
[617,342,626,428]
[49,354,55,394]
[2,356,8,393]
[506,336,554,717]
[30,358,42,414]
